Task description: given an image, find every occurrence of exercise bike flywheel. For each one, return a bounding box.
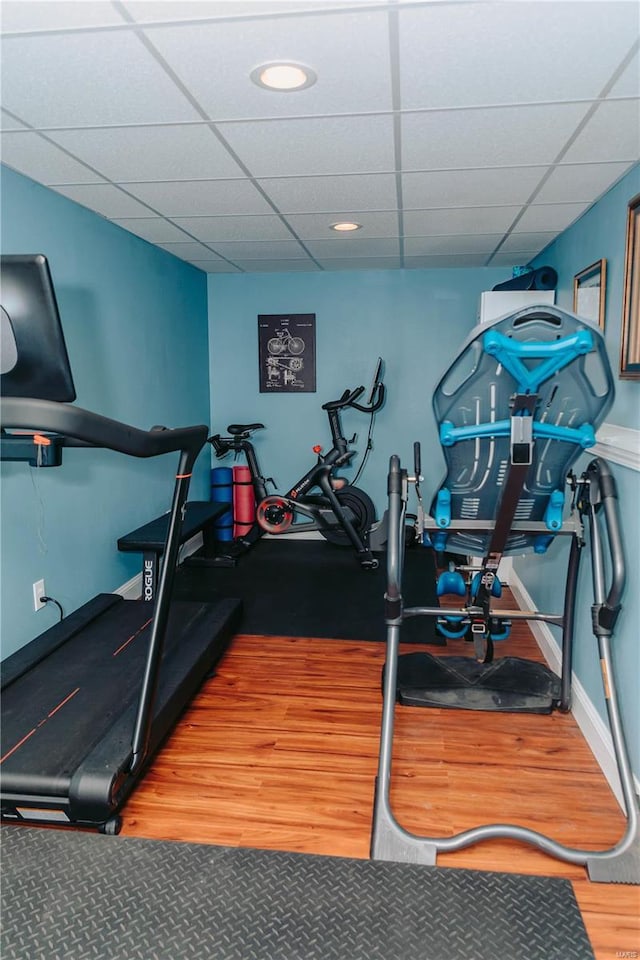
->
[256,496,294,533]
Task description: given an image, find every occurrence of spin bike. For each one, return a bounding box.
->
[208,367,385,570]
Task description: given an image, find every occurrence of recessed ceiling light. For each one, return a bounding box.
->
[330,221,362,232]
[251,62,317,92]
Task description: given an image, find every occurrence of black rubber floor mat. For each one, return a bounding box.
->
[1,826,594,960]
[396,651,561,712]
[176,538,441,644]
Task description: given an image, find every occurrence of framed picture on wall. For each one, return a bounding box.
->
[573,259,606,329]
[258,313,316,393]
[620,193,640,379]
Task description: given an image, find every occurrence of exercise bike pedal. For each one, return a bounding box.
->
[184,554,237,569]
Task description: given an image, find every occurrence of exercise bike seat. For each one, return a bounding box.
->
[430,304,614,557]
[227,422,264,435]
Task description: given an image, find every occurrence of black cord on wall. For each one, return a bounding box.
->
[41,596,64,621]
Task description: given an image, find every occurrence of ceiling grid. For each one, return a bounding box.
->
[1,0,638,273]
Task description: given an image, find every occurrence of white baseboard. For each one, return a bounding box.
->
[115,573,143,601]
[114,533,203,601]
[507,564,639,811]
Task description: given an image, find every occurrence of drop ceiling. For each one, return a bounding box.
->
[1,0,639,274]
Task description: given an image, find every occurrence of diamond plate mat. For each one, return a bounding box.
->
[0,826,594,960]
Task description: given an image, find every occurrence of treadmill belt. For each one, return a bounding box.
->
[1,596,238,793]
[1,826,595,960]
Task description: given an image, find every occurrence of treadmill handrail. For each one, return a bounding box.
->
[2,394,210,789]
[0,397,207,461]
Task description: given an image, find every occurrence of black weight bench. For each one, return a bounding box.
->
[118,501,229,602]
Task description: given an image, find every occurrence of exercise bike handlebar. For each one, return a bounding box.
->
[209,367,385,457]
[322,387,363,411]
[352,381,385,414]
[322,381,385,415]
[209,432,247,457]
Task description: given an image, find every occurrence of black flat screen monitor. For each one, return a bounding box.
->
[1,254,76,402]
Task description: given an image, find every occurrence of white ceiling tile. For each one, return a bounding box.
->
[514,202,590,234]
[499,232,558,253]
[1,110,28,130]
[158,242,223,261]
[608,52,640,98]
[1,0,634,277]
[222,115,396,177]
[172,215,293,242]
[145,10,391,121]
[402,103,591,170]
[124,179,275,217]
[236,259,320,273]
[315,258,402,271]
[404,207,521,237]
[402,167,547,208]
[205,240,309,260]
[285,211,399,240]
[488,252,540,268]
[48,126,244,182]
[51,183,156,218]
[304,238,399,258]
[399,2,640,109]
[404,255,489,269]
[1,1,127,32]
[562,100,640,163]
[405,235,503,257]
[1,32,201,127]
[1,132,106,184]
[124,2,355,23]
[111,218,193,243]
[257,174,398,213]
[535,162,635,203]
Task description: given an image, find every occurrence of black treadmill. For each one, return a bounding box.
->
[0,254,242,833]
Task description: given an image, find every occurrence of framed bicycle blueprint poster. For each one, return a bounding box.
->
[258,313,316,393]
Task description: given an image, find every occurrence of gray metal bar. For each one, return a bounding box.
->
[130,454,194,774]
[371,454,639,883]
[560,535,581,711]
[583,459,638,880]
[384,455,406,611]
[422,518,582,535]
[594,458,626,609]
[404,605,565,626]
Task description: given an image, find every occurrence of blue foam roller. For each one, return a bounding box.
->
[210,466,233,541]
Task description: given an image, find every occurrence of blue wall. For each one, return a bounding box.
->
[0,166,211,658]
[207,267,506,514]
[209,178,639,784]
[517,163,640,778]
[534,164,640,429]
[3,158,637,785]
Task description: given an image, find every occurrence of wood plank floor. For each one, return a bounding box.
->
[122,605,639,960]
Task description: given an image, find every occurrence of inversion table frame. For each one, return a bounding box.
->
[371,305,639,883]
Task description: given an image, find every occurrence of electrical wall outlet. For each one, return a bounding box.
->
[33,579,46,612]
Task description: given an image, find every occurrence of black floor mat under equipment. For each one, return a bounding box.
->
[176,539,441,644]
